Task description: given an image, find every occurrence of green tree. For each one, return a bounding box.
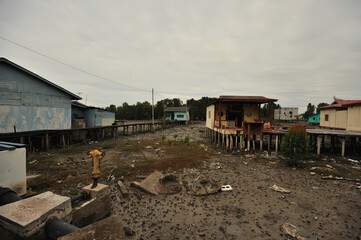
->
[281,125,309,167]
[303,103,315,119]
[317,103,329,113]
[260,103,281,120]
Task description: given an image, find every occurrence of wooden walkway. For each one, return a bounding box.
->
[206,127,361,157]
[0,120,187,152]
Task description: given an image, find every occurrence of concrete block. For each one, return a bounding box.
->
[0,191,71,238]
[72,194,111,228]
[59,215,126,240]
[83,183,109,199]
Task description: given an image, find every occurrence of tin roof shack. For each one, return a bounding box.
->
[164,107,189,121]
[0,58,81,133]
[206,96,277,134]
[84,107,115,128]
[319,97,361,131]
[308,113,320,124]
[274,107,298,121]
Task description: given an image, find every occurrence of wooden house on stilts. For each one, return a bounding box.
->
[205,96,278,151]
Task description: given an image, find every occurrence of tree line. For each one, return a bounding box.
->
[105,98,329,121]
[105,97,216,121]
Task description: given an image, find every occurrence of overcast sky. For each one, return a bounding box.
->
[1,0,360,113]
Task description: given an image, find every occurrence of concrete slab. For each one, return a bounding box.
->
[72,194,111,228]
[83,183,109,199]
[131,170,163,195]
[0,191,71,238]
[59,215,126,240]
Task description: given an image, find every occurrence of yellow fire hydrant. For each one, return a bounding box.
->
[88,150,105,188]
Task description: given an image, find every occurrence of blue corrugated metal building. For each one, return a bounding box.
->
[71,102,115,128]
[0,58,81,133]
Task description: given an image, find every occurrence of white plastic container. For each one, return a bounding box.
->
[0,145,26,195]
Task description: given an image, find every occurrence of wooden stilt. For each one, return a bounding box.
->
[317,135,322,155]
[235,135,238,150]
[226,134,229,151]
[46,133,49,150]
[330,135,335,153]
[260,134,263,151]
[268,134,271,152]
[230,135,233,152]
[275,135,279,153]
[341,138,346,157]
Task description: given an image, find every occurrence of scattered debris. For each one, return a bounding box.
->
[199,177,209,184]
[311,186,319,190]
[347,158,360,164]
[29,160,38,164]
[221,185,233,191]
[194,182,222,196]
[131,171,182,195]
[107,167,116,181]
[123,227,135,236]
[131,171,163,195]
[310,172,316,175]
[326,164,333,169]
[321,176,345,180]
[157,175,182,194]
[88,141,98,145]
[145,146,152,149]
[117,180,129,196]
[270,184,291,194]
[282,223,316,240]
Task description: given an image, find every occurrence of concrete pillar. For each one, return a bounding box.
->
[317,135,322,155]
[252,139,255,151]
[341,138,346,157]
[275,135,279,153]
[240,135,243,150]
[260,135,263,151]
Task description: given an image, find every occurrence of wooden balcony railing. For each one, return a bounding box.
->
[214,120,238,129]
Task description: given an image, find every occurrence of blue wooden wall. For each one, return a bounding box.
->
[0,62,73,133]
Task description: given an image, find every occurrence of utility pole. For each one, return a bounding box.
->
[152,88,154,131]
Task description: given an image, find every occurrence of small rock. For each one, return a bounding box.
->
[123,227,135,236]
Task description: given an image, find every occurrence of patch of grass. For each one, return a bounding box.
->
[173,134,178,140]
[102,142,113,149]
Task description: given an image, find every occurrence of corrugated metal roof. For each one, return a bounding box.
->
[71,100,87,109]
[0,57,81,100]
[318,97,361,110]
[164,107,189,112]
[207,95,278,106]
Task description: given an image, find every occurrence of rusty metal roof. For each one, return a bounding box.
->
[318,97,361,110]
[207,95,278,106]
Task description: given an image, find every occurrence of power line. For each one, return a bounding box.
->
[0,35,150,92]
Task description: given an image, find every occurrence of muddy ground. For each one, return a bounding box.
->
[26,123,361,239]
